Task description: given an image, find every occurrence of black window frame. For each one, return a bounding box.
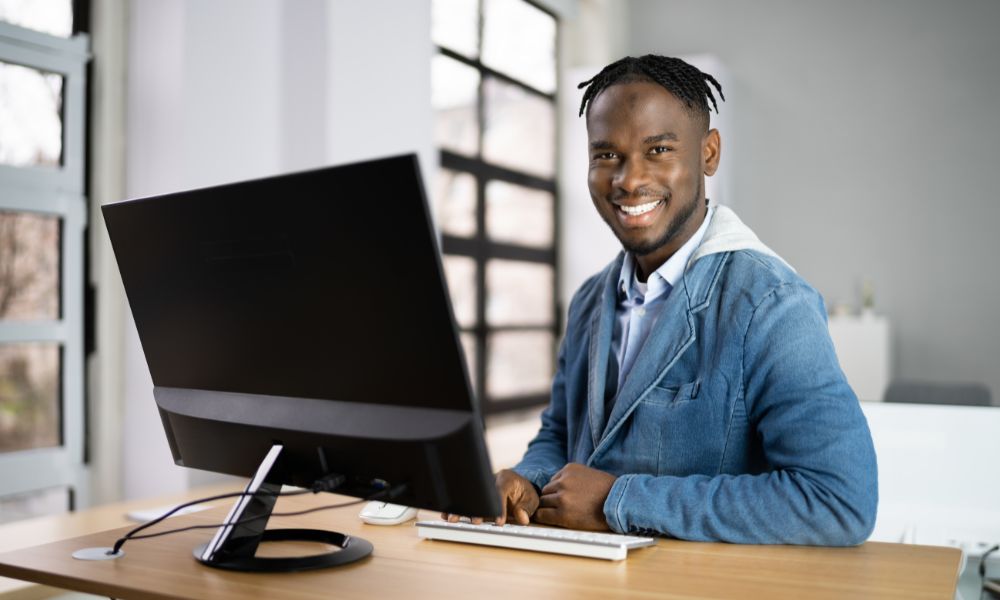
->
[433,0,561,415]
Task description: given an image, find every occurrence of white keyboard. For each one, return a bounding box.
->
[415,520,656,561]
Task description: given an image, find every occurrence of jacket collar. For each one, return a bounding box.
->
[586,253,625,445]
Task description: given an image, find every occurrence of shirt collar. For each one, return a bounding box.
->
[618,205,716,302]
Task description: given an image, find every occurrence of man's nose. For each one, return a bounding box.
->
[613,158,652,195]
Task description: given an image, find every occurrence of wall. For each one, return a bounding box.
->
[626,0,1000,400]
[122,0,433,499]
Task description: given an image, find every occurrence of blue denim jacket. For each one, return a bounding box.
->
[513,207,878,545]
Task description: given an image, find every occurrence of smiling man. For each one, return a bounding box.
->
[479,55,878,545]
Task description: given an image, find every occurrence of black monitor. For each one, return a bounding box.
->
[102,154,500,571]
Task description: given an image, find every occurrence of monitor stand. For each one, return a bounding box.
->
[193,444,373,572]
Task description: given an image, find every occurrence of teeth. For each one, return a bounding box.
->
[619,200,661,216]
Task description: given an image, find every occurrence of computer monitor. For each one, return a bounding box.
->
[102,154,500,571]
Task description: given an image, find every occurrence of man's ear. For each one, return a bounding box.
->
[703,128,721,176]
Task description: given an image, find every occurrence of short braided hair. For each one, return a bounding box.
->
[577,55,724,128]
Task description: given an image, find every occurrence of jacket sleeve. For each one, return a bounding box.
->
[510,338,570,491]
[602,282,879,545]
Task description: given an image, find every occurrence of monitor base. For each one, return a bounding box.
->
[194,445,373,572]
[193,528,372,572]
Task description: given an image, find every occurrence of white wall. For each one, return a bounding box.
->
[326,2,435,186]
[122,0,433,499]
[625,0,1000,402]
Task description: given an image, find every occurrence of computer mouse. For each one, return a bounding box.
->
[359,501,419,525]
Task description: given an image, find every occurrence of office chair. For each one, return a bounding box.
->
[882,380,993,407]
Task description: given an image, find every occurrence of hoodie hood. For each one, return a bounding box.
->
[687,205,793,271]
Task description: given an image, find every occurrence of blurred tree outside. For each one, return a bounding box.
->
[0,212,60,453]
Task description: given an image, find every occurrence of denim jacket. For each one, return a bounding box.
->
[513,207,878,545]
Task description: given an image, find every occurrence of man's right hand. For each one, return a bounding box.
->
[440,469,540,525]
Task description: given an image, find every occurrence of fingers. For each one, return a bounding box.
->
[499,493,524,526]
[441,513,484,524]
[537,492,558,509]
[497,495,508,526]
[540,473,563,496]
[533,507,560,527]
[493,469,542,526]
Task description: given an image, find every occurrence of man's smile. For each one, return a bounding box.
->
[613,198,665,227]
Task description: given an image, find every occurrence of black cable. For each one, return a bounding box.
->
[110,487,313,555]
[110,483,396,555]
[114,495,381,545]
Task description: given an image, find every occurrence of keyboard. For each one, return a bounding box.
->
[415,520,656,561]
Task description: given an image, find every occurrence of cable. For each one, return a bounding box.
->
[114,495,381,545]
[109,482,396,555]
[110,487,311,555]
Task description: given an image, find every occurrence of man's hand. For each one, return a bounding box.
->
[440,469,540,525]
[493,469,540,525]
[534,463,616,531]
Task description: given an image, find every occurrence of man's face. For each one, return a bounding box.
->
[586,81,720,276]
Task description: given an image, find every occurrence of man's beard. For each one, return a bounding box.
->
[608,180,703,257]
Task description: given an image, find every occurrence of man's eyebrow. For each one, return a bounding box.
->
[643,132,679,144]
[589,140,615,150]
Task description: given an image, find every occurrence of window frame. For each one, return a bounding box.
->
[434,0,561,415]
[0,19,89,515]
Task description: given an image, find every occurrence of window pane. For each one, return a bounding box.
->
[482,0,556,94]
[483,77,554,178]
[432,0,479,58]
[432,54,480,157]
[460,332,477,393]
[0,212,60,320]
[442,254,477,328]
[487,330,554,398]
[434,169,477,237]
[486,180,553,248]
[0,486,69,525]
[486,259,553,326]
[0,61,64,168]
[0,0,73,38]
[0,343,61,454]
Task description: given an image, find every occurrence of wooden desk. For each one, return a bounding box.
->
[0,491,962,600]
[0,483,239,600]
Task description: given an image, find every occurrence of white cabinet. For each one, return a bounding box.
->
[828,314,890,402]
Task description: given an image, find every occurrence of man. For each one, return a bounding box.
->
[451,55,878,545]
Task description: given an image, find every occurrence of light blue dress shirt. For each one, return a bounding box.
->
[608,206,716,401]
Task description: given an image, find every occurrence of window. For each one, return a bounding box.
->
[431,0,558,414]
[0,1,88,524]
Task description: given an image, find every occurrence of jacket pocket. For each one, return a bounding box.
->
[609,380,700,475]
[634,379,727,476]
[643,379,700,407]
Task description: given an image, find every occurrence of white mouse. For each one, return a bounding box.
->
[358,501,419,525]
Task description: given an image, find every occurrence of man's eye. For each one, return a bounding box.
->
[593,152,617,160]
[649,146,673,155]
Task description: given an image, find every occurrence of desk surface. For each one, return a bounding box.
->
[0,491,962,600]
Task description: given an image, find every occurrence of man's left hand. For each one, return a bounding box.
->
[534,463,617,531]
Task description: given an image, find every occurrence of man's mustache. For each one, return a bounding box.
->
[610,188,670,203]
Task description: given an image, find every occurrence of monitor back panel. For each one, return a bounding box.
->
[103,154,473,413]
